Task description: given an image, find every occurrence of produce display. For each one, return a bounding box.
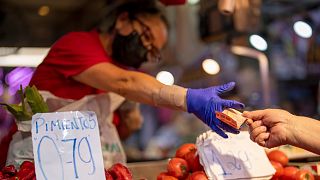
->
[267,149,315,180]
[156,144,317,180]
[0,161,36,180]
[1,138,318,180]
[157,143,208,180]
[1,161,133,180]
[0,86,317,180]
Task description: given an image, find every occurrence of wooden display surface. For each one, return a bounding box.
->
[127,160,168,180]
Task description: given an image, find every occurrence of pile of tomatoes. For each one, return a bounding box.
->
[0,161,132,180]
[268,149,315,180]
[0,161,35,180]
[157,143,208,180]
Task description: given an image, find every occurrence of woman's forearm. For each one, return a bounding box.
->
[73,62,187,111]
[114,70,187,111]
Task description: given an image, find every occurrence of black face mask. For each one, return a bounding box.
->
[111,31,148,69]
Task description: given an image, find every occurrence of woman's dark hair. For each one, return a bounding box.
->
[98,0,168,33]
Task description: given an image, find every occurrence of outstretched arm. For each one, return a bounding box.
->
[73,62,187,111]
[243,109,320,155]
[74,62,244,138]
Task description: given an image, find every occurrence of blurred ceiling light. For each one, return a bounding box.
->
[202,59,220,75]
[156,71,174,85]
[293,21,312,38]
[249,34,268,51]
[38,5,50,16]
[188,0,200,5]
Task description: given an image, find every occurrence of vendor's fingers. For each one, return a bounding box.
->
[216,120,239,134]
[219,123,240,134]
[210,124,228,138]
[254,132,270,144]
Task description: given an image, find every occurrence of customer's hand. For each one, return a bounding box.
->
[186,82,244,138]
[243,109,294,148]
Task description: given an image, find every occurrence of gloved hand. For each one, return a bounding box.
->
[186,82,244,138]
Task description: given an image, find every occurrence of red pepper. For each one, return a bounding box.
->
[107,163,133,180]
[2,165,17,176]
[20,172,35,180]
[104,169,113,180]
[19,161,34,171]
[16,168,35,180]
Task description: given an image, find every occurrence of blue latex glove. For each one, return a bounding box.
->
[186,82,244,138]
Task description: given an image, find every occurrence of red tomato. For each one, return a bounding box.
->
[295,170,315,180]
[157,172,179,180]
[157,172,169,180]
[267,150,288,167]
[280,166,299,180]
[270,160,283,178]
[175,144,197,159]
[167,158,189,179]
[188,171,208,180]
[184,151,203,172]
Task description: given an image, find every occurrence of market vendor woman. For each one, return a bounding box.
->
[29,0,243,166]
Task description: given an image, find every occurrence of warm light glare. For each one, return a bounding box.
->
[38,6,50,16]
[188,0,200,5]
[156,71,174,85]
[293,21,312,38]
[249,34,268,51]
[202,59,220,75]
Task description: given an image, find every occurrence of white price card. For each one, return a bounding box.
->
[31,111,105,180]
[196,131,275,180]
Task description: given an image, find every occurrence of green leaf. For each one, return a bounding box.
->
[25,85,49,114]
[0,103,32,121]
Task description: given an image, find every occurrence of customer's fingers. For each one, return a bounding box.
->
[255,132,270,145]
[243,110,266,121]
[250,125,267,141]
[248,120,263,132]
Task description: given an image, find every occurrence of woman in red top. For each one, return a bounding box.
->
[30,0,244,139]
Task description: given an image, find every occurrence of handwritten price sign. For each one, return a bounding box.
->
[31,111,105,180]
[197,131,275,180]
